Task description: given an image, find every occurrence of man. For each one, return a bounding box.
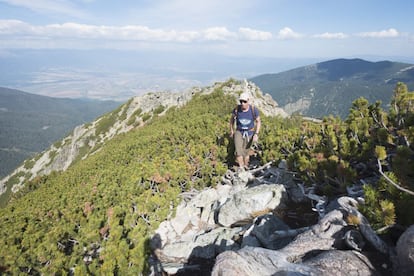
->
[229,92,261,171]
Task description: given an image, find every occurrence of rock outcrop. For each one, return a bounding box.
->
[150,164,289,275]
[150,163,411,275]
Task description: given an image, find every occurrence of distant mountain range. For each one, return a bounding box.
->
[250,58,414,118]
[0,87,120,178]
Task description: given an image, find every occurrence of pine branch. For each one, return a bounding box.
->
[377,159,414,196]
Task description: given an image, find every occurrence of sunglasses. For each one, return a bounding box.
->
[240,100,248,104]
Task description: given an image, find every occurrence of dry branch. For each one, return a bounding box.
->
[377,159,414,196]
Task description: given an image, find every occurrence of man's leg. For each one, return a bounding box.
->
[244,155,250,169]
[234,131,246,170]
[243,135,254,169]
[236,155,245,168]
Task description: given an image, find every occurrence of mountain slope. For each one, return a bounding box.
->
[0,79,412,274]
[0,80,286,206]
[0,79,288,274]
[0,87,119,178]
[250,58,414,118]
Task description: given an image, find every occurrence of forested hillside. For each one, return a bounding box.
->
[0,80,413,274]
[250,58,414,118]
[0,87,119,178]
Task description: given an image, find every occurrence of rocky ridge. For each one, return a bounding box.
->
[149,163,414,275]
[0,79,287,199]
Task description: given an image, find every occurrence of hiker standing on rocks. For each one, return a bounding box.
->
[229,92,261,171]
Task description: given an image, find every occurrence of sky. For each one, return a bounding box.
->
[1,0,413,58]
[0,0,414,99]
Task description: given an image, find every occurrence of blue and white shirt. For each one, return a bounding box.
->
[233,104,259,137]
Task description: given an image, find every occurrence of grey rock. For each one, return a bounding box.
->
[243,214,291,250]
[150,163,394,276]
[212,208,376,275]
[303,250,377,275]
[395,224,414,275]
[212,246,320,276]
[216,184,287,227]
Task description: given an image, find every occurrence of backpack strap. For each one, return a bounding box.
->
[233,104,239,120]
[251,104,256,121]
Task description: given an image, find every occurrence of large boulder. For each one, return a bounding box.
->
[212,247,377,276]
[216,184,287,227]
[395,224,414,275]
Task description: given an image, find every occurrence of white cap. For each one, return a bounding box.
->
[239,92,250,101]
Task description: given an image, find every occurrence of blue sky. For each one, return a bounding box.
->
[1,0,413,59]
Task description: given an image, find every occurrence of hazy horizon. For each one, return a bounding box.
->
[1,49,413,101]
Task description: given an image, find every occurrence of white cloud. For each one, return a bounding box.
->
[0,19,28,34]
[277,27,302,39]
[202,27,236,41]
[238,27,272,41]
[0,20,195,42]
[357,28,399,38]
[0,20,270,44]
[313,32,348,39]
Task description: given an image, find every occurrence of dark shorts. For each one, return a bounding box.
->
[234,130,253,157]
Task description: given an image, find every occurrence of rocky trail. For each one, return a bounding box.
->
[148,160,413,275]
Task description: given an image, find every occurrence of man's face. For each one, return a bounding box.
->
[240,99,249,109]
